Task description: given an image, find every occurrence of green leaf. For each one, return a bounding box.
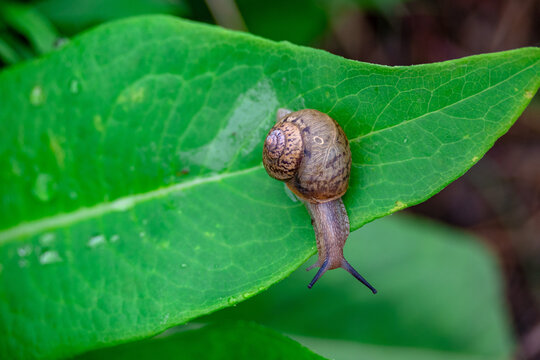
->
[205,215,514,360]
[0,2,58,54]
[0,16,536,358]
[0,30,34,63]
[0,35,20,65]
[75,321,327,360]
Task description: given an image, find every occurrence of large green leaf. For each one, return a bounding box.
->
[75,321,326,360]
[205,215,513,359]
[0,15,537,358]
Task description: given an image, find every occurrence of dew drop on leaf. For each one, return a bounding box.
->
[87,234,106,248]
[17,245,32,257]
[39,233,55,246]
[39,251,62,265]
[69,79,80,94]
[30,85,45,106]
[110,234,119,243]
[53,37,69,48]
[32,173,57,202]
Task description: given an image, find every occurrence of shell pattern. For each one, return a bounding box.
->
[262,109,351,203]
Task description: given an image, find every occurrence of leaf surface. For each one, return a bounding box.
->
[0,16,536,358]
[75,321,326,360]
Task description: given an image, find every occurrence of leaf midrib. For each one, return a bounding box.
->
[0,165,263,245]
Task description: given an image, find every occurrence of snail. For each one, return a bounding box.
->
[263,108,377,293]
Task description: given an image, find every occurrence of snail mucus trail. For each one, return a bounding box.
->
[262,108,377,293]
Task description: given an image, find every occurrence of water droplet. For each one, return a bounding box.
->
[69,79,80,94]
[180,263,187,268]
[39,250,62,265]
[110,234,119,243]
[32,173,56,202]
[87,234,106,248]
[39,233,55,246]
[30,85,45,106]
[53,37,69,48]
[17,245,32,257]
[403,137,408,143]
[139,232,146,238]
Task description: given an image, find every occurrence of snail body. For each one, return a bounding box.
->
[263,109,377,293]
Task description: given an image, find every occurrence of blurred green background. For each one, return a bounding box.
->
[1,0,538,359]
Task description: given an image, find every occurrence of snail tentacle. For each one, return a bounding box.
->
[307,258,329,289]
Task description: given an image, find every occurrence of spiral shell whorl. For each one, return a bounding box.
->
[263,122,303,181]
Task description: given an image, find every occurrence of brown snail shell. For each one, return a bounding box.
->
[263,109,351,203]
[262,109,377,293]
